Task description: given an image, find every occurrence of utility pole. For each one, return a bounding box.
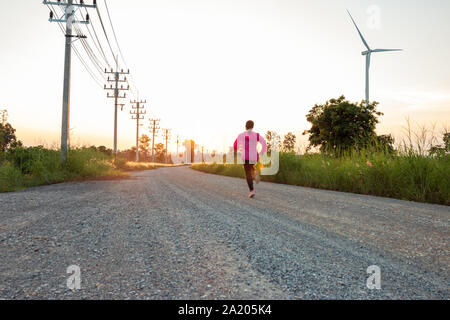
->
[130,99,146,162]
[0,110,8,125]
[176,135,180,156]
[149,118,160,163]
[162,129,171,164]
[44,0,96,163]
[104,57,129,160]
[201,146,204,163]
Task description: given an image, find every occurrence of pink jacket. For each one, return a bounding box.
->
[234,130,267,163]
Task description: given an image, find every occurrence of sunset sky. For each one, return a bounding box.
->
[0,0,449,153]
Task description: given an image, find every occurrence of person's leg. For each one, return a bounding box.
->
[244,163,254,192]
[254,163,260,184]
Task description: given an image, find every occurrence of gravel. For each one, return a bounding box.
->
[0,167,448,299]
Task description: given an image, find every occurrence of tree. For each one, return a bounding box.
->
[303,95,383,154]
[0,122,22,152]
[98,146,113,157]
[429,132,450,157]
[138,134,151,160]
[444,132,450,152]
[265,131,281,154]
[373,134,395,154]
[154,143,166,163]
[282,132,297,153]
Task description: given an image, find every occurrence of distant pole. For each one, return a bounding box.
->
[202,146,204,163]
[162,129,171,164]
[130,99,146,162]
[105,56,129,160]
[176,135,180,156]
[44,0,96,163]
[149,118,160,162]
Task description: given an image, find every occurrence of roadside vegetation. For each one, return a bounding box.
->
[0,121,148,193]
[193,96,449,206]
[0,117,185,193]
[193,149,449,205]
[0,145,127,193]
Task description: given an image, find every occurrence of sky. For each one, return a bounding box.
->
[0,0,449,153]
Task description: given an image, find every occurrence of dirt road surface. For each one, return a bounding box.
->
[0,167,448,299]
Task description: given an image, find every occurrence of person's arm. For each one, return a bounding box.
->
[233,134,240,151]
[259,135,267,155]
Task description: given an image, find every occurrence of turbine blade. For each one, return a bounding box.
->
[347,9,371,51]
[372,49,403,52]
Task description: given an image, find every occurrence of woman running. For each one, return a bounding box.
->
[233,120,267,198]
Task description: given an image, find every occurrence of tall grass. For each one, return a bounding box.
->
[192,150,449,206]
[0,147,125,193]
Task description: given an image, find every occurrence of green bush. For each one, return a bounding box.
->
[113,157,128,171]
[7,146,59,175]
[66,148,113,178]
[0,162,24,192]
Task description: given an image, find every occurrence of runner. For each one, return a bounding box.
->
[233,120,267,198]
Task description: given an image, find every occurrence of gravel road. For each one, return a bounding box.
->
[0,167,448,300]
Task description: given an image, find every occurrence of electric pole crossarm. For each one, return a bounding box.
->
[105,69,130,74]
[105,87,129,91]
[43,1,97,9]
[107,79,128,83]
[66,34,87,39]
[107,94,127,99]
[49,19,90,24]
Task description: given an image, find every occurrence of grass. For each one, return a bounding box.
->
[0,146,187,193]
[192,151,450,206]
[0,147,127,193]
[115,159,186,171]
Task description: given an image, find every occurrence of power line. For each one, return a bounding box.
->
[103,0,139,98]
[103,0,128,69]
[95,3,117,65]
[69,5,109,78]
[75,0,112,69]
[75,26,108,77]
[73,45,105,88]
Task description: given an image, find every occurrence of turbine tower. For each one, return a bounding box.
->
[347,10,402,107]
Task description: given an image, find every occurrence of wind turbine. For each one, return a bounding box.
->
[347,10,402,107]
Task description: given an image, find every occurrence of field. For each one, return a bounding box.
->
[192,151,450,206]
